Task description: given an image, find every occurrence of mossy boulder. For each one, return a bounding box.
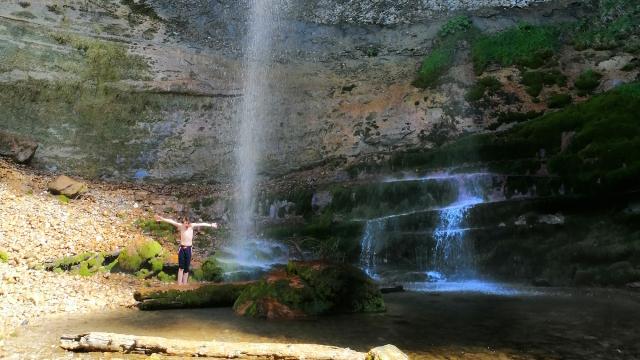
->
[47,252,110,276]
[192,256,224,282]
[233,261,385,319]
[116,239,165,273]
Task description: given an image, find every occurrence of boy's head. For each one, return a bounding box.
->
[181,216,191,226]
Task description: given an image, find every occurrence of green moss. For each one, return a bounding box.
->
[377,83,640,194]
[472,24,559,73]
[136,219,176,241]
[49,33,150,83]
[572,0,640,51]
[466,76,502,102]
[52,252,93,270]
[194,257,223,282]
[0,250,8,263]
[103,259,118,272]
[117,248,143,272]
[136,268,152,279]
[56,194,70,204]
[156,271,175,282]
[235,262,385,318]
[521,69,567,97]
[574,69,602,95]
[547,93,572,108]
[137,240,163,260]
[438,15,472,37]
[137,283,248,310]
[149,257,164,272]
[413,45,455,89]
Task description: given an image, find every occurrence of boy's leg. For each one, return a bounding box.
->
[182,246,192,284]
[177,246,185,285]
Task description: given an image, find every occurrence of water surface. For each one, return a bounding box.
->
[5,289,640,359]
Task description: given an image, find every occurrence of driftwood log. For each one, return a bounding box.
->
[133,282,253,310]
[60,332,384,360]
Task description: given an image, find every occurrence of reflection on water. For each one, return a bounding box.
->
[5,290,640,359]
[403,278,540,296]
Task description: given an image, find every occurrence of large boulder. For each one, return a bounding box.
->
[233,261,385,319]
[48,175,88,198]
[0,130,38,163]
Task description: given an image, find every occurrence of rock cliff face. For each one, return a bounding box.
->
[0,0,577,182]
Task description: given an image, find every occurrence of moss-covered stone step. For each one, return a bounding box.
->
[134,282,254,310]
[233,262,385,319]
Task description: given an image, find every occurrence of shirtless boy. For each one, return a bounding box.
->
[155,215,218,285]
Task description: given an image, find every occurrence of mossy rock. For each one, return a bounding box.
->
[116,240,164,273]
[233,261,385,319]
[117,248,143,272]
[0,250,8,263]
[192,257,224,282]
[138,240,163,260]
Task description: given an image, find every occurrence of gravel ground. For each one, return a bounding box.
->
[0,160,153,341]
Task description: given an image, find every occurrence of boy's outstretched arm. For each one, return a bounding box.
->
[192,222,219,229]
[155,215,181,227]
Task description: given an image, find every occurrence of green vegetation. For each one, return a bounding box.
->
[136,219,176,241]
[234,262,385,318]
[472,24,559,73]
[521,69,567,97]
[0,250,8,263]
[414,16,476,88]
[50,33,150,84]
[48,252,108,276]
[156,271,176,282]
[572,0,640,51]
[466,76,502,102]
[56,194,70,204]
[116,240,165,273]
[136,283,248,310]
[192,256,224,282]
[48,240,167,279]
[413,46,455,89]
[547,92,572,108]
[389,83,640,194]
[574,69,602,95]
[438,15,472,38]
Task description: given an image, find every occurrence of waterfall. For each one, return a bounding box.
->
[430,177,483,278]
[233,0,279,248]
[359,219,385,278]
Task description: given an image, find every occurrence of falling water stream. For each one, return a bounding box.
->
[225,0,290,276]
[359,173,524,294]
[233,0,278,247]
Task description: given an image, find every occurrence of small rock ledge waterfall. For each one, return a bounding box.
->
[358,172,522,293]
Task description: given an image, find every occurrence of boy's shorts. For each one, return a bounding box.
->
[178,245,192,272]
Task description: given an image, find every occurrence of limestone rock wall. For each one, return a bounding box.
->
[0,0,576,183]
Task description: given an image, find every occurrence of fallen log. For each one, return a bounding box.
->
[134,282,254,310]
[60,332,372,360]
